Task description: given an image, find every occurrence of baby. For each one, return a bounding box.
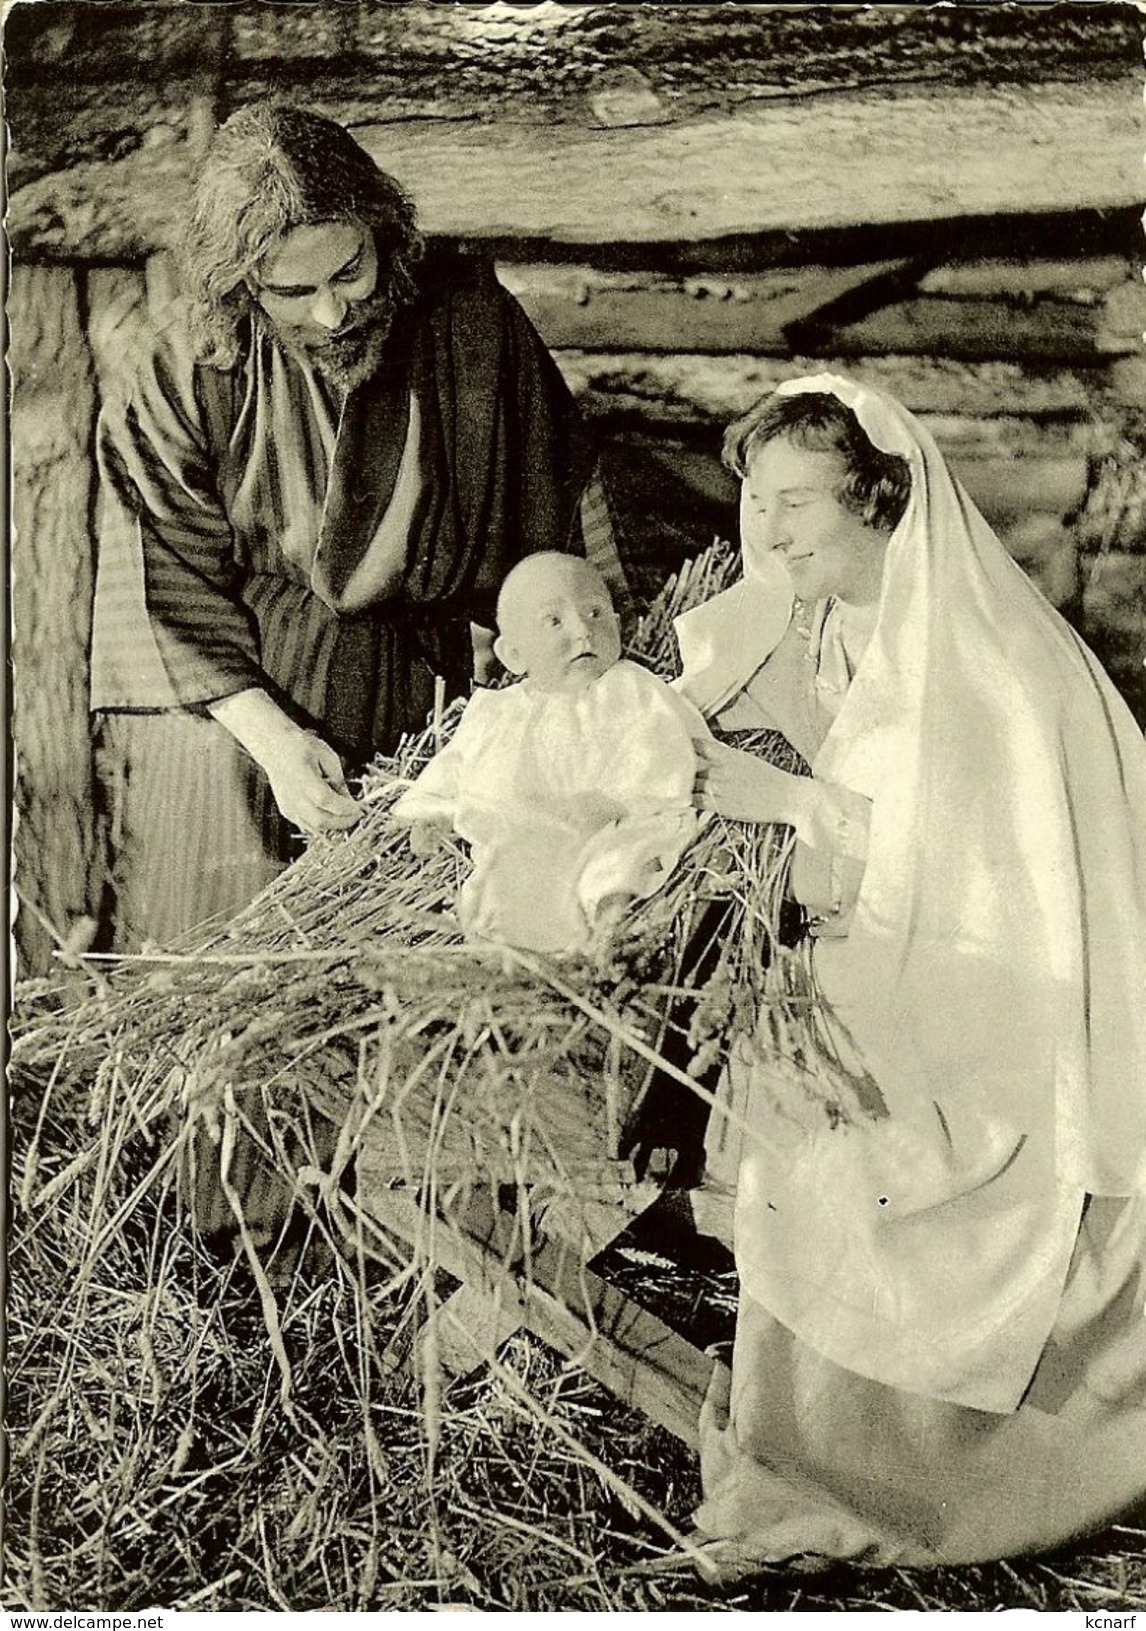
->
[393,552,707,956]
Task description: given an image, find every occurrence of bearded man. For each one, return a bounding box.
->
[92,102,629,948]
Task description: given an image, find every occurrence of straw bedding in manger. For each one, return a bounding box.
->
[8,544,1145,1612]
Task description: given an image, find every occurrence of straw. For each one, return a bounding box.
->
[8,538,1138,1612]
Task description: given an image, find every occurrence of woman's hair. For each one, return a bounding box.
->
[180,102,424,365]
[723,390,912,533]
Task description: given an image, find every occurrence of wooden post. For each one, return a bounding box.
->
[364,1180,719,1446]
[9,264,99,976]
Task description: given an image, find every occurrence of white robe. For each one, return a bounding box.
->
[677,371,1146,1412]
[393,659,706,954]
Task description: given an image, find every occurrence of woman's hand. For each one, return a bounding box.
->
[209,688,361,835]
[587,890,635,969]
[408,818,453,858]
[692,735,812,829]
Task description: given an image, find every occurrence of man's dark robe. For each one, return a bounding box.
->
[92,248,623,945]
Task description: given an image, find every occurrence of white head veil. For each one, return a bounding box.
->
[672,508,794,719]
[687,372,1146,1197]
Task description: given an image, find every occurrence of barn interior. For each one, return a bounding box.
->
[8,2,1145,977]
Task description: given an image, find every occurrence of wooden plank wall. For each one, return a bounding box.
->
[499,250,1143,601]
[9,267,99,978]
[7,4,1143,257]
[6,3,1145,974]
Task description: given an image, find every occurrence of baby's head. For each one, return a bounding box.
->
[494,553,622,694]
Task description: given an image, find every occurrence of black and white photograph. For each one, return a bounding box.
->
[5,0,1146,1614]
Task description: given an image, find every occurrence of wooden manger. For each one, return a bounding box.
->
[13,542,823,1453]
[286,772,756,1445]
[333,900,744,1447]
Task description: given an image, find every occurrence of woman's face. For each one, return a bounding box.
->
[741,436,891,606]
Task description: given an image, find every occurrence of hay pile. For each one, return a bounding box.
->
[8,543,1144,1611]
[11,540,854,1259]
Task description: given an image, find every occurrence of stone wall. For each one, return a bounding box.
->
[6,2,1145,974]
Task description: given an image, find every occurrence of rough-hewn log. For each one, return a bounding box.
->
[505,260,1144,363]
[5,5,226,192]
[1098,277,1146,353]
[812,264,1146,360]
[1107,357,1146,409]
[364,1182,719,1449]
[224,2,1140,106]
[7,91,215,200]
[501,260,915,355]
[9,136,196,261]
[555,350,1099,427]
[918,257,1133,300]
[9,265,99,976]
[352,83,1141,242]
[8,1,1136,173]
[819,297,1112,364]
[906,414,1107,460]
[8,80,1141,261]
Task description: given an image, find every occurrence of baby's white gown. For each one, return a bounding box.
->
[393,659,705,953]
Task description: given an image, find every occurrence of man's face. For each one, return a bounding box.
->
[250,222,391,389]
[741,437,891,607]
[495,557,622,694]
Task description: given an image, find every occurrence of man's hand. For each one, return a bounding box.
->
[261,730,362,835]
[208,688,361,835]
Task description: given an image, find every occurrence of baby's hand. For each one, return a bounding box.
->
[408,819,452,858]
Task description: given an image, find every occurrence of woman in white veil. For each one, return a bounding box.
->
[676,374,1146,1570]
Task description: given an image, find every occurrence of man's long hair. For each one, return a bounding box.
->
[180,103,424,365]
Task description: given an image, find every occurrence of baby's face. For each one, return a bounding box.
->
[497,558,622,693]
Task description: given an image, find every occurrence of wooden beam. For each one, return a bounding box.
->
[352,83,1141,243]
[555,352,1097,428]
[502,259,1145,363]
[8,3,1137,178]
[918,257,1134,300]
[366,1183,719,1449]
[8,80,1140,260]
[501,261,915,356]
[217,2,1140,115]
[821,297,1114,363]
[1098,278,1146,354]
[10,265,99,975]
[415,1277,525,1381]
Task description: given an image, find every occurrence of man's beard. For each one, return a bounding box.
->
[259,286,398,392]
